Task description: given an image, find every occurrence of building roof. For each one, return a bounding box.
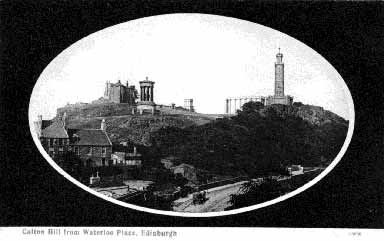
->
[172,163,195,170]
[68,129,112,146]
[41,121,68,138]
[111,152,125,160]
[42,120,52,129]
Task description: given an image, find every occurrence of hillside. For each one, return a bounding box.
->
[261,102,348,126]
[149,102,349,176]
[59,102,217,145]
[58,102,348,150]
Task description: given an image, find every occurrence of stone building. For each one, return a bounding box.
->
[37,116,113,167]
[171,163,197,182]
[38,117,70,158]
[266,49,293,106]
[103,80,138,104]
[67,122,113,167]
[111,146,142,167]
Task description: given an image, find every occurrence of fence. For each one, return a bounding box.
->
[197,176,249,191]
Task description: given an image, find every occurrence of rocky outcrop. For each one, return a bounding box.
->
[63,111,215,146]
[57,102,135,120]
[261,103,348,126]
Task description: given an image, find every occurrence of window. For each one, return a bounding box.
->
[59,139,63,145]
[58,147,64,155]
[74,146,79,155]
[54,139,58,145]
[101,147,107,156]
[88,147,93,155]
[49,148,54,157]
[47,139,51,147]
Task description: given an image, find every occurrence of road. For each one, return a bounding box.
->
[173,167,323,213]
[173,181,248,213]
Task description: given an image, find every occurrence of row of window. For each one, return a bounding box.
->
[47,146,108,156]
[49,147,64,157]
[47,138,69,146]
[87,147,107,155]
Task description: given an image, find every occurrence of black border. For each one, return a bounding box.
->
[1,0,384,227]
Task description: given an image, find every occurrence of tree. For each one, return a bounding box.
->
[226,178,291,210]
[58,151,85,180]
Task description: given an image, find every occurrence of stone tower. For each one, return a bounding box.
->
[266,48,293,106]
[274,48,284,97]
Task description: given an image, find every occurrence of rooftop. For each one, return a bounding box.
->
[68,129,112,146]
[41,121,68,138]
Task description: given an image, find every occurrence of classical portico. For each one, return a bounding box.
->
[225,96,266,114]
[137,76,156,114]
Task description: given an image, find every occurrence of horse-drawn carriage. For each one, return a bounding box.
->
[192,191,208,205]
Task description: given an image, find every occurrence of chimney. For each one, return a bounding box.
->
[101,119,106,131]
[62,112,67,129]
[36,115,43,137]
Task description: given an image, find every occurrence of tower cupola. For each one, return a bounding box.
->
[276,47,283,64]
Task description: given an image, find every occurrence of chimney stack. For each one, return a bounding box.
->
[101,119,106,131]
[62,112,67,128]
[36,115,43,137]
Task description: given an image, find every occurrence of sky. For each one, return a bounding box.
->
[29,13,354,121]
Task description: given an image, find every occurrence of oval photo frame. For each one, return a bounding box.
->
[29,13,355,217]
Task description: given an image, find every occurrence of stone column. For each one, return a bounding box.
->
[142,87,145,101]
[150,87,154,102]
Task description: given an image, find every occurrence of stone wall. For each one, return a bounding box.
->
[57,103,135,120]
[76,145,112,167]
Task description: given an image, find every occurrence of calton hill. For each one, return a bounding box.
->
[51,100,348,211]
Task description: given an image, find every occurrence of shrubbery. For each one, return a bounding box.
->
[149,102,348,177]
